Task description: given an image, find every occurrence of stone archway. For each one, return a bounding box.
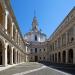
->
[50,55,51,61]
[68,49,73,64]
[0,40,4,65]
[52,54,54,62]
[13,49,15,64]
[62,51,66,63]
[55,53,57,63]
[58,52,61,63]
[7,45,11,64]
[35,56,38,62]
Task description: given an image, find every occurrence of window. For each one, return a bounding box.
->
[62,33,66,46]
[44,49,45,51]
[31,49,33,53]
[40,49,41,51]
[40,57,41,59]
[68,27,74,43]
[58,37,61,48]
[43,57,45,59]
[35,35,37,41]
[35,48,37,53]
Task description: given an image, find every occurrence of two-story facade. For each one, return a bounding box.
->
[24,15,48,62]
[48,7,75,64]
[0,0,26,66]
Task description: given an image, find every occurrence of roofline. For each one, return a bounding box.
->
[49,6,75,40]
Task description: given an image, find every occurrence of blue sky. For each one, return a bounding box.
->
[11,0,75,38]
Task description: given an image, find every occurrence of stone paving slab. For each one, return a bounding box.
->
[0,62,73,75]
[0,62,43,75]
[0,62,25,72]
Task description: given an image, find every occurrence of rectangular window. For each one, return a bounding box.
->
[35,48,37,53]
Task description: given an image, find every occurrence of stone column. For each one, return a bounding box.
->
[10,47,13,65]
[26,55,28,62]
[19,53,20,63]
[3,43,8,66]
[20,54,22,62]
[57,52,58,63]
[61,51,62,63]
[18,52,19,63]
[4,9,9,34]
[15,50,17,64]
[17,51,18,63]
[20,54,21,63]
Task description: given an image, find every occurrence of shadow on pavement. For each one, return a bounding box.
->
[38,61,75,75]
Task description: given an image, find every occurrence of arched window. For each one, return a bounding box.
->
[35,35,37,41]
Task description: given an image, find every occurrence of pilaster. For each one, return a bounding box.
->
[66,50,68,64]
[4,9,9,34]
[14,49,17,64]
[61,51,62,63]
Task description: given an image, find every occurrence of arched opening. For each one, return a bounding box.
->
[35,35,37,41]
[0,3,4,27]
[50,55,51,61]
[52,54,54,62]
[68,49,73,64]
[0,40,3,65]
[7,45,11,64]
[58,52,61,63]
[13,49,15,64]
[55,53,57,63]
[35,56,38,62]
[62,51,66,63]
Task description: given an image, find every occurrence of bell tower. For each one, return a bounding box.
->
[32,11,38,32]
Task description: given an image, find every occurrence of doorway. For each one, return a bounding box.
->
[35,56,38,62]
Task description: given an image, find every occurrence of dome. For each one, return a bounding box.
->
[24,15,47,42]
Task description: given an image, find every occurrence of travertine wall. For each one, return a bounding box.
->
[48,7,75,64]
[0,0,27,66]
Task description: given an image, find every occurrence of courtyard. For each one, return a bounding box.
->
[0,62,75,75]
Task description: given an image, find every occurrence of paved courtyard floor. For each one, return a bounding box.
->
[0,62,74,75]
